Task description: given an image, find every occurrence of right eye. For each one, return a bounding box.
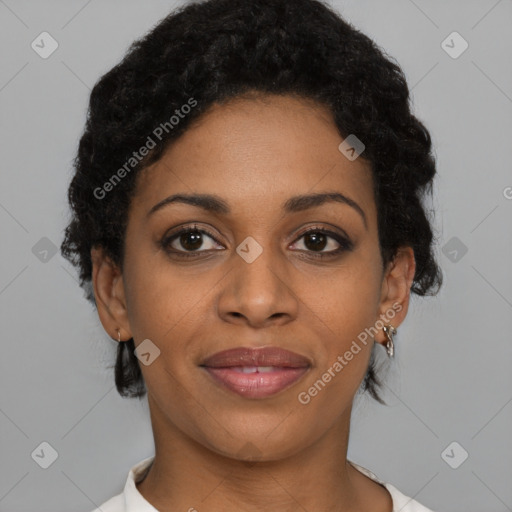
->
[160,225,224,258]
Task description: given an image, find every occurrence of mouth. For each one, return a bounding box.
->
[199,346,311,399]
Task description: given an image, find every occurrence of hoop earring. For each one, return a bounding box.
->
[382,324,396,358]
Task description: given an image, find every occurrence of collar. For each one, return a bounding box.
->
[124,456,158,511]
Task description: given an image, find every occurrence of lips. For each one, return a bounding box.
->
[200,346,311,399]
[201,346,311,368]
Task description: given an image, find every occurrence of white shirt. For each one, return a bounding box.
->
[91,455,436,512]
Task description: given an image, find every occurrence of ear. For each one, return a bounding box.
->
[375,246,416,346]
[90,246,132,342]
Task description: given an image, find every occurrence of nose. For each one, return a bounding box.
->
[216,240,299,329]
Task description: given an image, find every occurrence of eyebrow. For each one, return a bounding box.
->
[147,192,367,229]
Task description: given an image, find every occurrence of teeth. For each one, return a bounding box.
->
[255,366,275,373]
[234,366,277,373]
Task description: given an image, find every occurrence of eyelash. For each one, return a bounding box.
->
[160,224,353,260]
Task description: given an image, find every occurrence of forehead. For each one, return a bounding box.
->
[133,94,375,224]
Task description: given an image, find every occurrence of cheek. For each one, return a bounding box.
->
[306,266,381,335]
[123,252,207,341]
[299,264,381,381]
[299,292,376,410]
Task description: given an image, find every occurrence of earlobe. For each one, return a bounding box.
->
[90,246,132,341]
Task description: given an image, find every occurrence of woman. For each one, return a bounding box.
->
[61,0,443,510]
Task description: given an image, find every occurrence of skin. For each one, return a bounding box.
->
[91,93,415,512]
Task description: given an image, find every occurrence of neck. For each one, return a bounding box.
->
[136,395,385,512]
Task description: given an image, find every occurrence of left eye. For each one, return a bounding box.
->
[290,229,351,256]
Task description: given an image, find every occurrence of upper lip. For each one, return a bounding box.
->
[200,346,311,368]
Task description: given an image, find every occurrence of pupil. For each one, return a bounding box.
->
[181,231,202,250]
[305,232,326,251]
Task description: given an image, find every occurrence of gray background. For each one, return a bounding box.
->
[0,0,511,511]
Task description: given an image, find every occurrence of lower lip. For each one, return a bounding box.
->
[202,367,310,399]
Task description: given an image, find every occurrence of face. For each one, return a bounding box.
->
[92,93,414,461]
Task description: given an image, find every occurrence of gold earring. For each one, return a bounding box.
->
[116,328,121,343]
[382,324,396,358]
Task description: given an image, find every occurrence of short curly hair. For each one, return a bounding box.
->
[61,0,443,404]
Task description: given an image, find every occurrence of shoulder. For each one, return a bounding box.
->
[88,456,155,512]
[89,492,124,512]
[384,483,437,512]
[349,460,437,512]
